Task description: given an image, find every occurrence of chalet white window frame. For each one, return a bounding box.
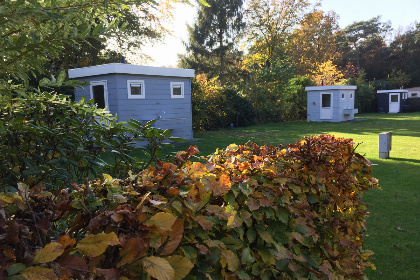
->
[170,82,184,99]
[127,80,145,99]
[350,93,354,99]
[341,93,345,99]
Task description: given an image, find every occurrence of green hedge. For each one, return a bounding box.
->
[0,135,378,279]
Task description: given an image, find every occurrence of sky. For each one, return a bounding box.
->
[140,0,420,67]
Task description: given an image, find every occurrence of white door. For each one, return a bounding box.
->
[320,93,333,119]
[389,93,400,113]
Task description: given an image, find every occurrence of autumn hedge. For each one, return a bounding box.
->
[0,134,378,279]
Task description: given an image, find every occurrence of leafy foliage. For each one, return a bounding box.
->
[192,74,255,130]
[0,92,184,192]
[0,135,378,279]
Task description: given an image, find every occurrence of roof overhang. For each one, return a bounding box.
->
[68,63,195,79]
[377,89,408,94]
[305,85,357,91]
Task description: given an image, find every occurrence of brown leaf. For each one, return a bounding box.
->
[247,198,260,211]
[160,219,184,255]
[21,267,58,280]
[5,220,20,245]
[94,268,120,280]
[35,220,51,238]
[57,255,87,271]
[196,244,210,255]
[194,216,212,230]
[117,238,150,267]
[146,212,177,232]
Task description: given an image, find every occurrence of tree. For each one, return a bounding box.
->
[179,0,245,85]
[0,0,173,88]
[338,16,392,80]
[287,9,341,77]
[389,24,420,87]
[243,0,310,68]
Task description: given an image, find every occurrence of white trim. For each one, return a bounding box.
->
[170,82,184,99]
[305,85,357,91]
[90,80,108,109]
[69,63,195,79]
[127,80,145,99]
[377,89,408,94]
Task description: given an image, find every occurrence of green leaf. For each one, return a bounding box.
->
[241,247,255,264]
[238,271,251,279]
[7,263,27,276]
[246,227,257,244]
[199,0,211,7]
[276,207,289,224]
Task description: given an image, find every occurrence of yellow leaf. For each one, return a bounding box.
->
[21,267,58,280]
[146,212,177,231]
[76,232,120,258]
[184,162,207,180]
[102,173,113,182]
[33,242,65,264]
[142,256,174,280]
[164,255,194,280]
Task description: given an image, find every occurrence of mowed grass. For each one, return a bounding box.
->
[175,112,420,279]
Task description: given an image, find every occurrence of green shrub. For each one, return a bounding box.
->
[0,92,183,192]
[0,135,377,279]
[192,75,255,131]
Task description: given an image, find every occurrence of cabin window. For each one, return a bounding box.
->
[412,93,418,97]
[350,93,353,99]
[127,80,145,99]
[171,82,184,99]
[342,93,345,99]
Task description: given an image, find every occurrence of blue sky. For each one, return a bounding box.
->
[141,0,420,67]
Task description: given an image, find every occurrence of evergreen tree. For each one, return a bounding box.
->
[179,0,245,85]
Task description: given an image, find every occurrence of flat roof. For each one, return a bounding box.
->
[377,89,408,93]
[68,63,195,79]
[305,85,357,91]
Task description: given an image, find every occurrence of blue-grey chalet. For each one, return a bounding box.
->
[377,89,409,113]
[68,63,195,142]
[305,85,358,122]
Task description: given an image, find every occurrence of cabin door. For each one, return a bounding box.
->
[90,81,109,121]
[320,93,333,120]
[389,93,400,113]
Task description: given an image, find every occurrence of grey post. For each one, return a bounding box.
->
[379,132,392,159]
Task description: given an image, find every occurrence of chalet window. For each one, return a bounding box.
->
[350,93,353,99]
[342,93,345,99]
[412,93,418,97]
[171,82,184,99]
[127,80,145,99]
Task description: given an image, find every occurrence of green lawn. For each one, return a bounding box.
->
[179,112,420,279]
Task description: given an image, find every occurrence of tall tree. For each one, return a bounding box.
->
[338,16,392,80]
[389,24,420,87]
[287,9,341,78]
[179,0,245,85]
[243,0,310,68]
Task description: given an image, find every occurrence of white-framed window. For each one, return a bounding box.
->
[412,93,418,97]
[127,80,145,99]
[90,80,108,109]
[350,93,353,99]
[341,93,345,99]
[170,82,184,99]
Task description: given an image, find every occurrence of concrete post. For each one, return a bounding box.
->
[379,132,392,159]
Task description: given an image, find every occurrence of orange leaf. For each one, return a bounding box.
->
[202,174,231,196]
[185,162,207,180]
[33,242,66,264]
[21,267,58,280]
[76,232,120,258]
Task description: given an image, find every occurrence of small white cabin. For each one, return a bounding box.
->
[305,85,358,122]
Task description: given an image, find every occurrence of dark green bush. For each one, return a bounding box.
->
[0,92,184,192]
